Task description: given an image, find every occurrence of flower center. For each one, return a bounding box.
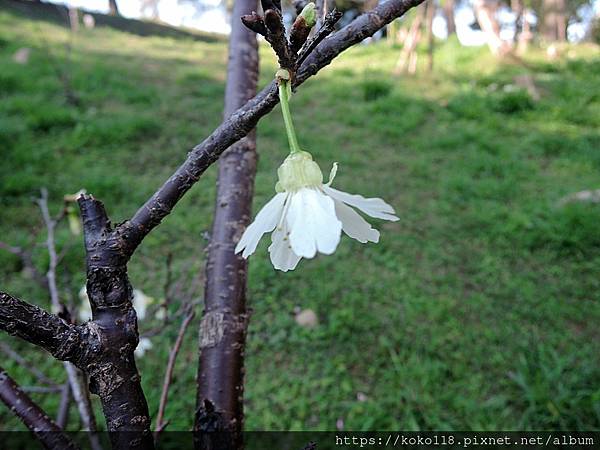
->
[276,151,323,192]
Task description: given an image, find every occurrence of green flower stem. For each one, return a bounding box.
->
[278,80,301,154]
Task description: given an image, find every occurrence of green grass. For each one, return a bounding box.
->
[1,8,600,432]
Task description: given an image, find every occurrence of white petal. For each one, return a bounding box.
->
[323,185,399,221]
[235,193,287,258]
[268,221,302,272]
[135,338,153,358]
[132,289,153,321]
[326,162,338,186]
[286,188,342,258]
[334,199,380,243]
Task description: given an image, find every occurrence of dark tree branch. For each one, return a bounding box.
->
[0,292,84,361]
[0,367,80,450]
[77,194,154,450]
[194,0,259,447]
[240,13,268,37]
[263,8,296,72]
[125,0,425,257]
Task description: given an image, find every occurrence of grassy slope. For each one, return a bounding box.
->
[1,8,600,431]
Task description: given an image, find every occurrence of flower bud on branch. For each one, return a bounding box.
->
[290,3,317,53]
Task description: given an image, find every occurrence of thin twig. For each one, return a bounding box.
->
[64,363,104,450]
[154,306,195,442]
[0,241,47,288]
[21,385,64,394]
[37,190,101,449]
[0,342,58,387]
[56,382,71,429]
[37,188,66,318]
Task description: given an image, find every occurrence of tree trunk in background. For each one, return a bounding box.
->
[395,2,426,74]
[517,7,533,53]
[473,0,511,56]
[108,0,120,16]
[511,0,523,43]
[442,0,455,36]
[426,0,435,72]
[316,0,325,28]
[541,0,567,42]
[194,0,259,447]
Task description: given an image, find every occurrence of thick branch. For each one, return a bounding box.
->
[77,194,154,450]
[0,292,84,362]
[125,0,425,255]
[0,367,79,450]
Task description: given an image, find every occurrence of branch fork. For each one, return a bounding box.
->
[242,0,342,82]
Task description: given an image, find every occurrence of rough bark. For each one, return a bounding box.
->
[77,195,154,450]
[0,292,84,360]
[0,367,79,450]
[194,0,259,447]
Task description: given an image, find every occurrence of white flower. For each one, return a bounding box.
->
[135,337,153,358]
[235,151,399,271]
[131,289,154,321]
[78,285,93,322]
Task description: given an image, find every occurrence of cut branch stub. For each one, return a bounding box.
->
[76,194,155,450]
[240,12,268,36]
